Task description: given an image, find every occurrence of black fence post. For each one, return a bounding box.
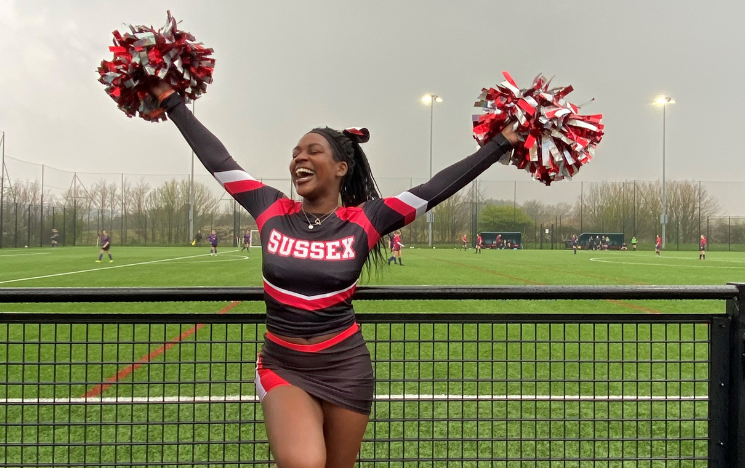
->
[14,202,18,248]
[726,282,745,467]
[72,199,77,246]
[27,204,32,248]
[62,207,66,246]
[40,203,44,247]
[540,223,543,250]
[711,309,731,467]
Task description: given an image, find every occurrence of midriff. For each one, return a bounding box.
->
[271,331,339,345]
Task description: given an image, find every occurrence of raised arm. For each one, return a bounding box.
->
[156,87,285,220]
[364,133,515,237]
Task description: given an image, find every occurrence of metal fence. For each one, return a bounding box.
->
[1,285,744,467]
[4,150,745,250]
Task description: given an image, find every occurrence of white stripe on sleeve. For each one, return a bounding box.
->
[396,191,428,217]
[213,170,257,186]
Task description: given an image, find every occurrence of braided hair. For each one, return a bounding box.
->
[309,127,386,274]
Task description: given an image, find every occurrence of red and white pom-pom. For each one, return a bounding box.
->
[473,72,603,186]
[97,11,215,122]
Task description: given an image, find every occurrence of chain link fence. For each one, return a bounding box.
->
[2,155,744,250]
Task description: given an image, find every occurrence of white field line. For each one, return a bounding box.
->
[589,257,745,269]
[0,394,708,404]
[0,250,242,285]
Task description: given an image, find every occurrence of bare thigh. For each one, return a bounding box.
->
[322,401,369,468]
[262,386,326,468]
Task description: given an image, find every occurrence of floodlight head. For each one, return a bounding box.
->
[655,96,675,105]
[421,94,442,104]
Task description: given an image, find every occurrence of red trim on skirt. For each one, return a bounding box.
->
[264,323,360,353]
[255,355,291,399]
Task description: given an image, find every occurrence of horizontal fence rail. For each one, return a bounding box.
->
[0,285,741,303]
[0,285,743,468]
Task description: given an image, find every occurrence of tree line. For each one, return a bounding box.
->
[0,178,735,247]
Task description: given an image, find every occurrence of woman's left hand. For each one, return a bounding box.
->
[500,121,520,146]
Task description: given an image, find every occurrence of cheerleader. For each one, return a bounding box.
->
[148,80,517,468]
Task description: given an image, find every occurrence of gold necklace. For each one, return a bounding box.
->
[301,207,337,230]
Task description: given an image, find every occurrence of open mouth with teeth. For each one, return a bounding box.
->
[295,167,315,185]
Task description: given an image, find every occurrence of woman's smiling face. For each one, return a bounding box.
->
[290,132,348,203]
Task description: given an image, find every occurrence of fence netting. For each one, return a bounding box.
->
[0,316,711,467]
[2,154,744,250]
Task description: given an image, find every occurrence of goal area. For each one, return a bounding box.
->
[250,230,260,247]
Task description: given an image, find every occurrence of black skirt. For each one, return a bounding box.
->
[255,323,375,415]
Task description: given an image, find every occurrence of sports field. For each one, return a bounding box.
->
[0,246,737,466]
[1,245,743,314]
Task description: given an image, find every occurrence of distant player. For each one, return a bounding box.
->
[631,236,637,251]
[496,234,502,249]
[475,234,483,254]
[699,235,706,260]
[51,229,59,248]
[195,230,203,247]
[387,233,396,264]
[572,234,578,254]
[655,235,661,257]
[209,230,218,256]
[389,230,404,265]
[242,229,251,253]
[461,234,468,251]
[96,230,113,263]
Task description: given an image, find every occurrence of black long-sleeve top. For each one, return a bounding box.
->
[162,94,513,337]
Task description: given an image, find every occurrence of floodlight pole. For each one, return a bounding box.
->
[655,96,674,249]
[40,164,45,247]
[425,95,441,248]
[189,101,195,244]
[0,131,4,249]
[661,103,667,249]
[428,97,434,248]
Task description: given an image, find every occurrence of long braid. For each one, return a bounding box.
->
[310,127,386,274]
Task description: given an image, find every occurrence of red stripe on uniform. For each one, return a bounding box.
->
[265,323,359,353]
[336,207,380,250]
[223,179,264,195]
[384,198,417,225]
[263,280,356,311]
[256,199,302,231]
[256,356,290,393]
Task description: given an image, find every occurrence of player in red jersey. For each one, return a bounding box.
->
[390,230,404,265]
[148,80,517,468]
[699,235,706,260]
[655,235,661,257]
[461,234,468,251]
[475,234,483,254]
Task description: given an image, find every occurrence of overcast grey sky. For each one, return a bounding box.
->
[2,0,744,189]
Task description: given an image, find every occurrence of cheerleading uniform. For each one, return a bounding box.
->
[161,93,513,414]
[392,234,402,252]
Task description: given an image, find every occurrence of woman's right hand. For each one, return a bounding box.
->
[149,79,174,99]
